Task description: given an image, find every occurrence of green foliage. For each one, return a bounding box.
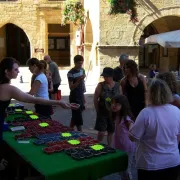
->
[62,0,85,26]
[107,0,138,23]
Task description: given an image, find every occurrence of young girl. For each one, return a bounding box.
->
[111,95,136,180]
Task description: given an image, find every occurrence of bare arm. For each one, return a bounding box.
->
[29,80,41,95]
[48,80,53,92]
[139,74,148,106]
[120,78,125,94]
[93,83,102,113]
[10,86,70,108]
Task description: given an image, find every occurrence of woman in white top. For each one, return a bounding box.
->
[27,58,52,118]
[129,79,180,180]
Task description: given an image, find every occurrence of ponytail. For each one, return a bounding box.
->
[26,58,44,70]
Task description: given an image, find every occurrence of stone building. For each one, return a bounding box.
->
[0,0,81,69]
[1,0,180,76]
[85,0,180,74]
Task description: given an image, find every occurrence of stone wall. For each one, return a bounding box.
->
[0,0,78,69]
[98,46,139,72]
[97,0,180,70]
[84,0,100,70]
[2,0,180,72]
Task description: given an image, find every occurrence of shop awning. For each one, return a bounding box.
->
[145,30,180,48]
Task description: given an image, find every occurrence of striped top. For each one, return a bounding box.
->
[67,68,85,105]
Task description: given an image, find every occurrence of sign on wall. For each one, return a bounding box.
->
[34,48,44,53]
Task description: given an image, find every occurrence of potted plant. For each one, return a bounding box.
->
[62,0,85,26]
[106,0,138,23]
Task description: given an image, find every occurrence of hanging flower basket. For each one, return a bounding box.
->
[107,0,138,24]
[62,0,85,26]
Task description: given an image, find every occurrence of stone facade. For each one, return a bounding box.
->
[0,0,80,69]
[84,0,180,72]
[1,0,180,73]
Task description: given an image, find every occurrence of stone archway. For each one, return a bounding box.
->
[133,7,180,44]
[134,8,180,72]
[0,23,31,65]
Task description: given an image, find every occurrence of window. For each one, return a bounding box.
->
[48,37,70,50]
[48,38,55,50]
[56,38,66,49]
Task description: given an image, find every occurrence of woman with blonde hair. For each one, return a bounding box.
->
[129,79,180,180]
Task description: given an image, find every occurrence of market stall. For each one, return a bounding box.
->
[2,104,128,180]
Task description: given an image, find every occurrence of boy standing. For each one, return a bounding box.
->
[67,55,85,131]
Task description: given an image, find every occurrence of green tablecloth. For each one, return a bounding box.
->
[3,114,128,180]
[5,113,27,122]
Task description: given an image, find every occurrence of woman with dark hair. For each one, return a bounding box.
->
[94,67,122,145]
[29,58,38,87]
[0,57,70,179]
[27,58,53,117]
[111,95,136,180]
[0,57,70,139]
[120,60,147,118]
[39,60,53,96]
[39,60,47,71]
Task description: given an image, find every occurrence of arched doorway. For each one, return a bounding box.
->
[0,23,30,65]
[138,16,180,73]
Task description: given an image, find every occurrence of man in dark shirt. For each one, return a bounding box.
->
[113,54,129,82]
[67,55,85,131]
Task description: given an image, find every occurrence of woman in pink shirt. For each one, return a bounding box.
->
[129,79,180,180]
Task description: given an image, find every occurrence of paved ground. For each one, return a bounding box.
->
[11,68,138,180]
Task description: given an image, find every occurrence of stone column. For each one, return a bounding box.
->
[39,11,47,60]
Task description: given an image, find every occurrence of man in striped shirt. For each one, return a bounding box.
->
[67,55,85,131]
